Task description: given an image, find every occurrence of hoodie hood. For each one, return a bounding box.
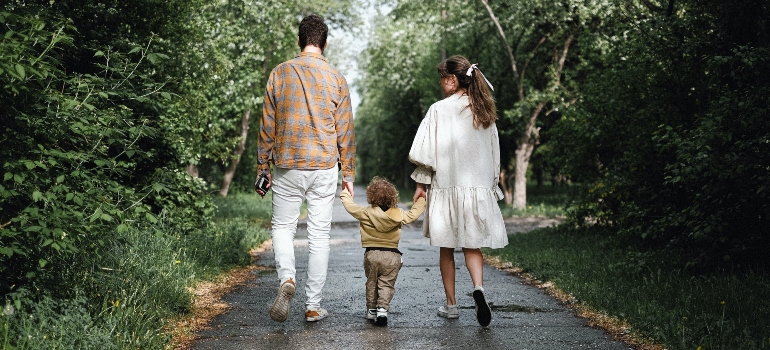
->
[368,207,403,232]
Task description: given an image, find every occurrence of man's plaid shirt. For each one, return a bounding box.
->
[257,52,355,182]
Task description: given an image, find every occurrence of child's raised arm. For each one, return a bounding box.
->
[340,188,368,221]
[401,197,426,224]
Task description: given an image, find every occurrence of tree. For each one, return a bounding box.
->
[478,0,613,209]
[551,0,770,269]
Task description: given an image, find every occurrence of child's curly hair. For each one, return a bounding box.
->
[366,176,399,209]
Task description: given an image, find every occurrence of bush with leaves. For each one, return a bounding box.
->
[0,3,214,297]
[551,1,770,269]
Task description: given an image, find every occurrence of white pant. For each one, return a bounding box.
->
[270,166,337,310]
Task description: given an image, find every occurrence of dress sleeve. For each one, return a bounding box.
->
[492,124,505,201]
[408,105,438,184]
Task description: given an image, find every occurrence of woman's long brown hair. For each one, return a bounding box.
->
[437,55,497,129]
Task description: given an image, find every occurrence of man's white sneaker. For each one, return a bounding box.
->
[305,308,329,322]
[269,278,295,322]
[437,304,459,319]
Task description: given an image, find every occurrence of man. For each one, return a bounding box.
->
[255,14,355,323]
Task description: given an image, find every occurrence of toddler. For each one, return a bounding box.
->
[340,177,426,326]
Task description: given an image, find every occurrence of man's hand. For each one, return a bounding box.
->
[413,183,427,203]
[342,181,354,198]
[255,172,272,198]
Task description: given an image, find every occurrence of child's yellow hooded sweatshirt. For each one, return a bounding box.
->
[340,189,426,249]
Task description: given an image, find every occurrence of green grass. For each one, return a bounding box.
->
[486,227,770,350]
[498,183,575,218]
[1,193,272,350]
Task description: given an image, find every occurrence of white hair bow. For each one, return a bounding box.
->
[465,63,494,91]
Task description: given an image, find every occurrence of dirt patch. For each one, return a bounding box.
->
[485,256,663,350]
[167,241,273,350]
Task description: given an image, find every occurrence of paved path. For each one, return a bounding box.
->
[192,186,630,350]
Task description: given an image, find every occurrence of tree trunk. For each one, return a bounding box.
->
[513,142,536,209]
[499,170,513,205]
[219,109,251,197]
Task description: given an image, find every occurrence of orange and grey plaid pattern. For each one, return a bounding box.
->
[257,52,355,182]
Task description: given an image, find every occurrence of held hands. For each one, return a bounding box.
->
[342,181,354,198]
[413,183,427,203]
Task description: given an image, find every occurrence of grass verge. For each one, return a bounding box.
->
[485,226,770,350]
[1,193,272,349]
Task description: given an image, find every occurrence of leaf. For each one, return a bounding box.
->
[94,50,104,57]
[128,46,142,54]
[13,174,23,184]
[0,247,13,257]
[3,172,11,181]
[117,224,128,233]
[65,193,74,201]
[100,213,113,221]
[90,208,102,222]
[39,259,48,268]
[145,212,158,224]
[51,242,61,251]
[161,92,171,100]
[56,175,65,183]
[32,191,43,201]
[42,239,53,247]
[15,64,25,79]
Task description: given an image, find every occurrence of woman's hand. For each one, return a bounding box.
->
[413,183,427,203]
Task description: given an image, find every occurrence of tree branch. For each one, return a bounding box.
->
[480,0,525,102]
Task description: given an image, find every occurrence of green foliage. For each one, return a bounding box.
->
[487,227,770,349]
[551,0,770,268]
[0,5,207,295]
[355,0,615,190]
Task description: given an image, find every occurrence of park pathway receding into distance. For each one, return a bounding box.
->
[191,185,630,350]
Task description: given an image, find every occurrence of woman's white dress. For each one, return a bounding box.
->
[408,94,508,249]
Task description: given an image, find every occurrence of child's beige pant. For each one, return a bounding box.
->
[363,250,402,310]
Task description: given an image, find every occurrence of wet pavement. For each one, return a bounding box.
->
[192,186,630,350]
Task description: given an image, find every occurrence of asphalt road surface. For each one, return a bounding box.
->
[192,186,630,350]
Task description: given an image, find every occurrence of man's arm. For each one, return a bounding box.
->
[255,71,277,197]
[334,76,355,195]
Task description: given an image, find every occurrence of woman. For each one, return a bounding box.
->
[409,55,507,327]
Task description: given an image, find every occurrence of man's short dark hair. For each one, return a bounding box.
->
[299,14,328,49]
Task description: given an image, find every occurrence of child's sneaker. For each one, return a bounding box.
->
[437,304,459,319]
[269,278,295,322]
[472,286,492,327]
[305,308,329,322]
[374,307,388,326]
[365,308,377,320]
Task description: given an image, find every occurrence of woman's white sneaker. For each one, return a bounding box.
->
[437,304,459,319]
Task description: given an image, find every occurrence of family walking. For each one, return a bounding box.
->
[255,15,507,327]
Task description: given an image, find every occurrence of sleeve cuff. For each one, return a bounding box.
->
[410,166,433,184]
[494,186,505,201]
